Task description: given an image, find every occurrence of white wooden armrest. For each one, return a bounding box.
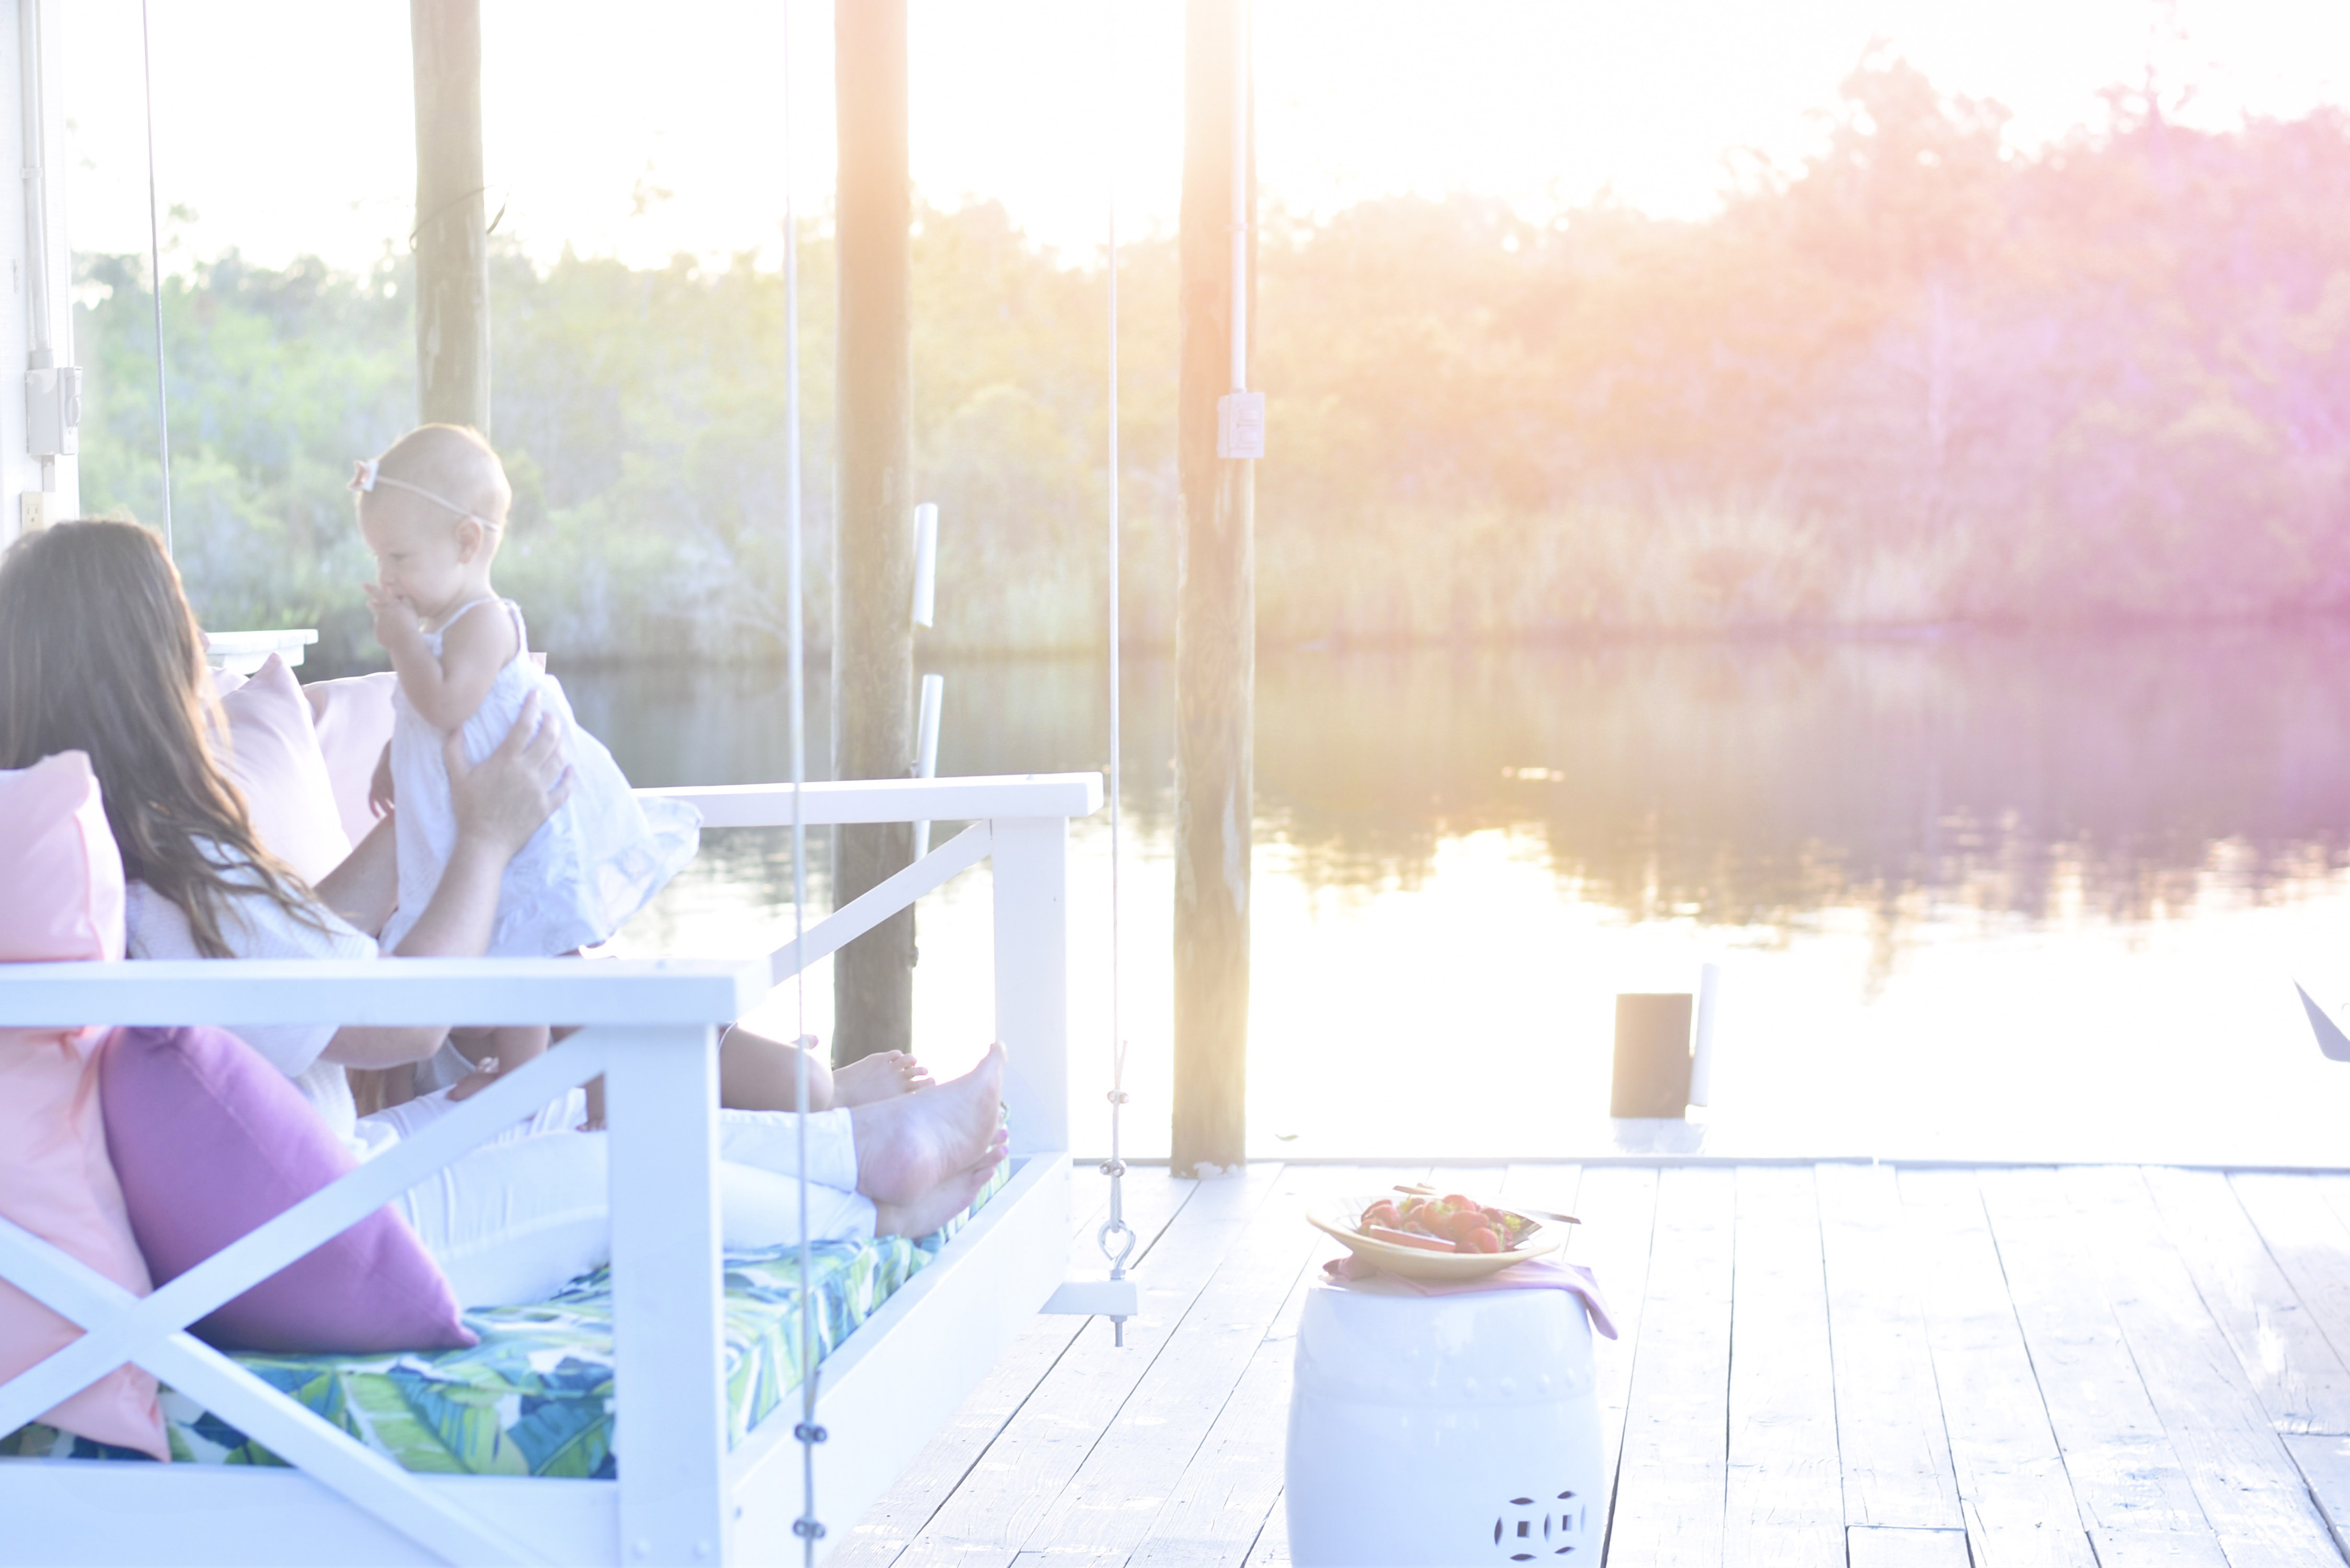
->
[640,771,1102,828]
[0,957,767,1029]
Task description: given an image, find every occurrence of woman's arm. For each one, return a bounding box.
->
[314,813,398,935]
[320,694,573,1068]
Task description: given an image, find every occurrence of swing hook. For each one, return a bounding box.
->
[1097,1213,1137,1271]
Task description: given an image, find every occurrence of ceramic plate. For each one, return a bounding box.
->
[1308,1196,1563,1282]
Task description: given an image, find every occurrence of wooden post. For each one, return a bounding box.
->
[411,0,490,432]
[1172,0,1253,1177]
[832,0,916,1064]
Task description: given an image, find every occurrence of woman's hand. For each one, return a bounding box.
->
[383,693,571,964]
[447,690,572,860]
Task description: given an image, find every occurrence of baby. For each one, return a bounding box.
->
[354,424,701,1103]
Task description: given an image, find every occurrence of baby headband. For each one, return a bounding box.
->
[349,458,501,532]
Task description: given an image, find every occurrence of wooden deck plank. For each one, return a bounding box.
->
[1024,1166,1349,1562]
[2061,1168,2342,1568]
[1605,1165,1734,1567]
[1124,1168,1370,1568]
[1561,1165,1660,1546]
[1845,1525,1972,1567]
[2228,1175,2350,1381]
[1442,1165,1513,1200]
[1502,1163,1585,1219]
[2280,1435,2350,1562]
[1815,1162,1964,1534]
[1721,1165,1843,1566]
[1974,1168,2210,1541]
[2083,1530,2232,1567]
[1897,1168,2098,1568]
[848,1161,2350,1568]
[2141,1168,2350,1437]
[894,1166,1288,1568]
[1241,1493,1287,1567]
[834,1168,1199,1567]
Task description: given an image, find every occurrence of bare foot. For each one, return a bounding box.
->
[874,1132,1009,1239]
[832,1050,934,1108]
[850,1042,1005,1208]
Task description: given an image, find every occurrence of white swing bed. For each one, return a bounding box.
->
[0,770,1109,1567]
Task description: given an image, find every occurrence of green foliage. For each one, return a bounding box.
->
[72,56,2350,662]
[77,250,413,667]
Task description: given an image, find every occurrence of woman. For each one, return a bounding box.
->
[0,520,1005,1306]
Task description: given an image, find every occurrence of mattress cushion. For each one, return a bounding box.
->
[1,1162,1008,1477]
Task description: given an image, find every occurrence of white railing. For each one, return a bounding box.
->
[203,628,320,674]
[0,772,1102,1567]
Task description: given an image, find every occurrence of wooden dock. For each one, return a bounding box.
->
[831,1160,2350,1567]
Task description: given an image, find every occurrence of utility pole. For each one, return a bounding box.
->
[832,0,916,1064]
[1172,0,1257,1176]
[411,0,489,431]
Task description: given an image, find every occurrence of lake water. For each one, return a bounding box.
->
[575,630,2350,1165]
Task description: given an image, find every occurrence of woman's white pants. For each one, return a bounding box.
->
[354,1091,877,1308]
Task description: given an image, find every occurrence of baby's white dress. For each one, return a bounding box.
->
[378,597,700,956]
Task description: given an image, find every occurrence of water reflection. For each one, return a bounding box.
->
[577,628,2350,928]
[573,629,2350,1163]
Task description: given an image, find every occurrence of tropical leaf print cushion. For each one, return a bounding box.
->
[2,1164,1007,1475]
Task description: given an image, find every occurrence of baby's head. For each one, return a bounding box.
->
[353,424,513,616]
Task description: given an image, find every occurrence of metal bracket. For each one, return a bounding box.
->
[1042,1278,1142,1317]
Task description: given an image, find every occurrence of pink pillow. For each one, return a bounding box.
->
[217,654,351,883]
[0,752,167,1460]
[100,1026,476,1355]
[0,750,125,963]
[300,671,397,848]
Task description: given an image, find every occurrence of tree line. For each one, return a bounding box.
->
[74,53,2350,668]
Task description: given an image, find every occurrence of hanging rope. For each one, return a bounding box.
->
[781,7,824,1561]
[1096,3,1137,1348]
[137,0,172,554]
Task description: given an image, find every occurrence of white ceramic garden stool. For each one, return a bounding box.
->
[1285,1272,1604,1566]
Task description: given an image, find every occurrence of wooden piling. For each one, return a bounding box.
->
[410,0,490,432]
[831,0,916,1064]
[1171,0,1254,1176]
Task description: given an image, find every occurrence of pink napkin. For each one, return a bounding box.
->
[1323,1254,1619,1340]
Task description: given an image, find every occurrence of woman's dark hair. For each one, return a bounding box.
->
[0,519,324,955]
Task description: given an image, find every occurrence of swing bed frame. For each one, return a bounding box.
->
[0,770,1108,1567]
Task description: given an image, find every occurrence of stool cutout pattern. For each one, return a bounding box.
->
[1494,1489,1587,1558]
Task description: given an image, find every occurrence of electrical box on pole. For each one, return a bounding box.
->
[5,0,78,547]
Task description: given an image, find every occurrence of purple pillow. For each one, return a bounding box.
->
[99,1026,476,1355]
